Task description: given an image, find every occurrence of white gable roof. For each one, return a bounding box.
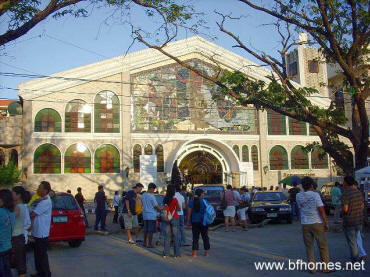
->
[18,36,330,107]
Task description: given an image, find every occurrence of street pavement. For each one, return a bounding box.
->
[24,218,369,277]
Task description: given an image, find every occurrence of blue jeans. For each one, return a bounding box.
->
[179,215,186,246]
[291,202,300,221]
[95,209,106,230]
[162,217,181,257]
[0,251,11,277]
[357,230,366,258]
[344,225,362,262]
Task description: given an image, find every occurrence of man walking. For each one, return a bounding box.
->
[75,187,89,228]
[123,183,143,244]
[330,182,342,224]
[175,185,186,247]
[142,183,161,248]
[341,176,364,262]
[94,185,107,231]
[296,177,331,274]
[31,181,52,277]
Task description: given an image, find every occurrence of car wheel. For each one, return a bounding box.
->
[68,240,83,248]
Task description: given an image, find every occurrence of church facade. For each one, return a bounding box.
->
[19,37,337,198]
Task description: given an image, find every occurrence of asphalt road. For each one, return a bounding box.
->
[24,222,369,277]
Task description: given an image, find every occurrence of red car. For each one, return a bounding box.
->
[49,192,86,247]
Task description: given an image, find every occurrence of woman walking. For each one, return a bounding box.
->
[12,186,27,277]
[162,185,181,258]
[0,189,15,277]
[187,189,210,257]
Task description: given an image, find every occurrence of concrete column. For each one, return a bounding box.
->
[258,110,268,187]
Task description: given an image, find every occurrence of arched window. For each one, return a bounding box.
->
[289,118,307,135]
[233,145,240,160]
[65,100,91,132]
[291,146,309,169]
[94,91,120,133]
[269,145,288,170]
[311,146,329,169]
[10,149,18,167]
[133,144,142,173]
[242,145,249,162]
[156,145,164,172]
[0,149,5,166]
[95,144,120,173]
[34,108,61,132]
[267,110,286,135]
[144,144,153,155]
[65,143,91,173]
[34,144,61,174]
[251,145,259,170]
[309,124,318,136]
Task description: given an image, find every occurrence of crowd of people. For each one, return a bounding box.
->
[0,181,52,277]
[294,176,366,273]
[1,175,368,275]
[110,182,212,258]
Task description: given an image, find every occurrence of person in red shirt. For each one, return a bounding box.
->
[162,185,181,258]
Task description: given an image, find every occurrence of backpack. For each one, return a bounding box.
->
[202,199,216,226]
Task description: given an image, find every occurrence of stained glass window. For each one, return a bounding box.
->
[131,60,258,134]
[65,100,91,132]
[291,146,309,169]
[311,146,329,169]
[251,145,259,170]
[34,108,61,132]
[269,145,288,170]
[156,145,164,172]
[94,91,120,133]
[233,145,240,160]
[133,144,142,173]
[309,124,318,136]
[65,143,91,173]
[289,118,307,135]
[267,110,286,135]
[144,144,153,155]
[34,144,61,174]
[94,144,120,173]
[242,145,249,162]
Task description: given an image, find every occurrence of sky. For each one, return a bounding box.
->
[0,0,285,99]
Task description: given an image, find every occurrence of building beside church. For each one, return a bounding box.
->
[18,36,337,198]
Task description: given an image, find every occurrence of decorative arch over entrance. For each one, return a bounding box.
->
[171,138,240,184]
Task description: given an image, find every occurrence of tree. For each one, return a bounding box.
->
[131,0,369,175]
[0,162,20,187]
[0,0,195,47]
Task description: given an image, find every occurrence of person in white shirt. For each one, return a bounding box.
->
[175,185,186,247]
[30,181,52,277]
[296,177,331,274]
[112,191,120,224]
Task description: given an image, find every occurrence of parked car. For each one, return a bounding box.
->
[193,185,225,221]
[248,191,292,224]
[320,182,335,214]
[49,192,86,247]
